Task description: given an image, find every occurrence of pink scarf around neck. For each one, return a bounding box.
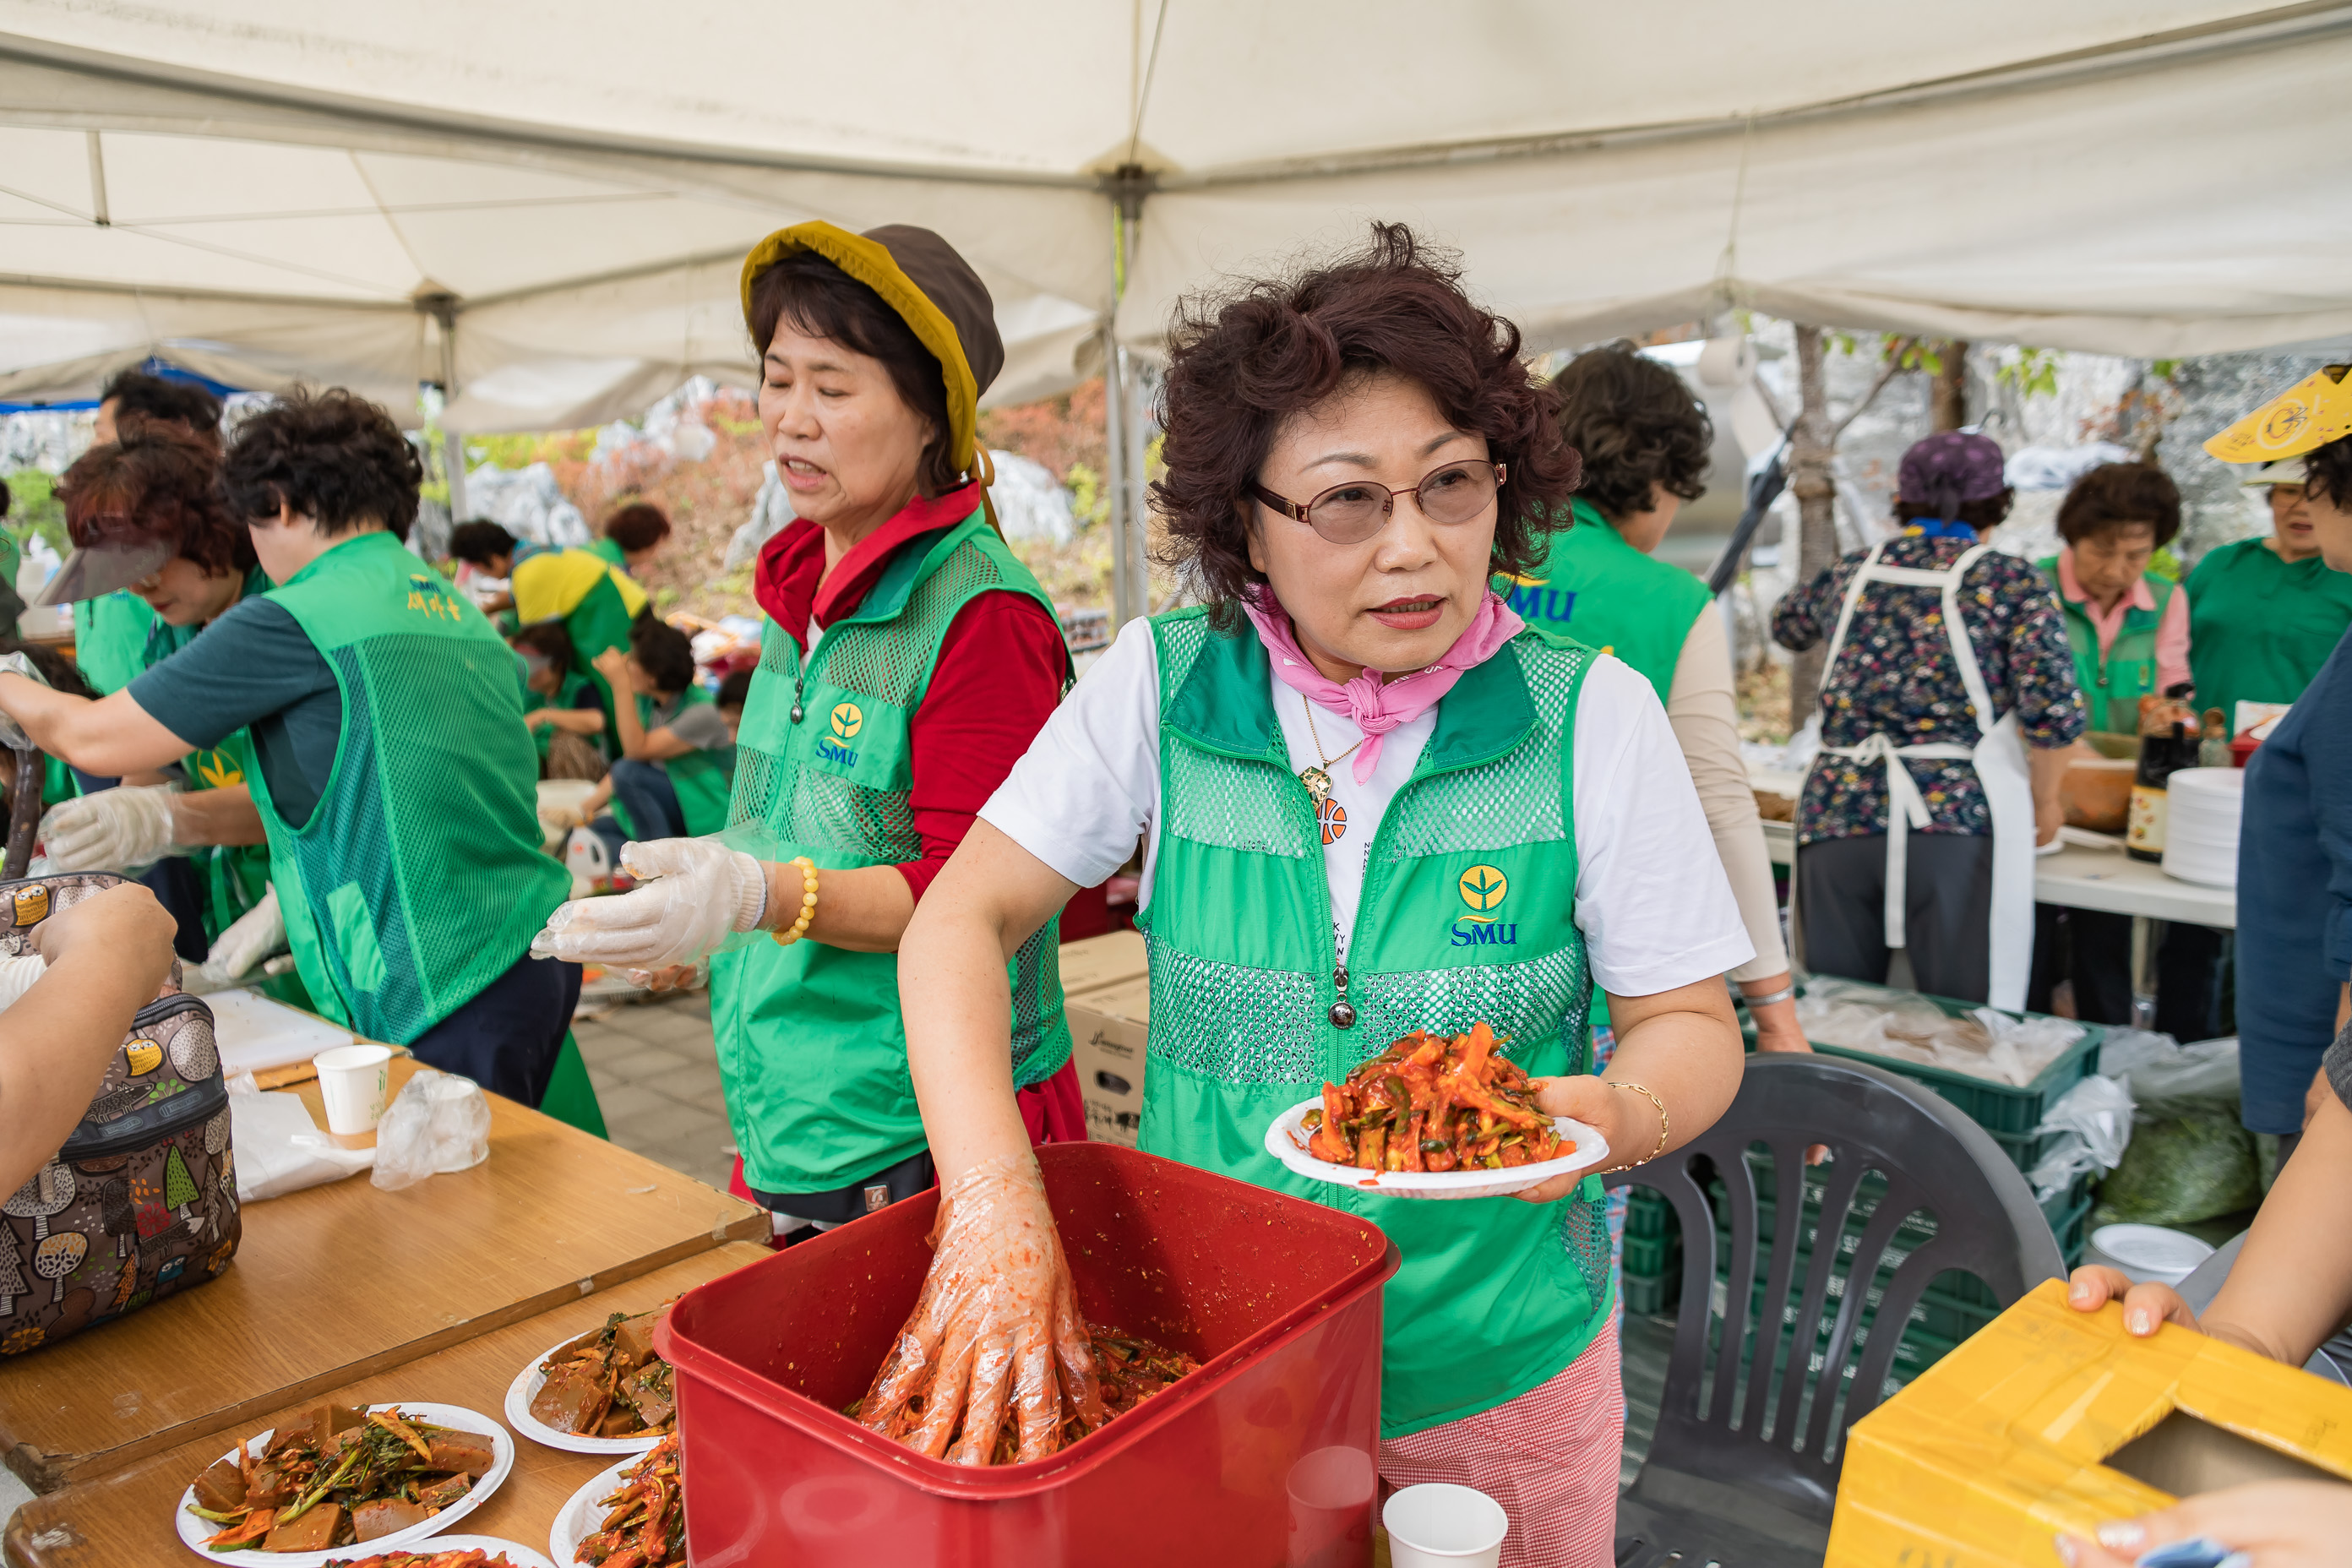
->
[1240,587,1525,784]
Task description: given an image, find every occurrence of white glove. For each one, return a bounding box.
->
[186,888,286,994]
[529,837,767,969]
[39,784,179,874]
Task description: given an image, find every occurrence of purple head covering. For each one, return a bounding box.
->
[1897,431,2008,521]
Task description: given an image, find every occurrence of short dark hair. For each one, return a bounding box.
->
[2056,462,2182,548]
[603,502,671,554]
[101,370,223,442]
[1152,223,1581,620]
[2303,433,2352,511]
[63,422,255,578]
[1550,343,1712,520]
[1893,490,2013,530]
[716,668,754,710]
[511,619,578,670]
[447,520,519,565]
[220,388,421,541]
[747,250,959,497]
[628,616,696,694]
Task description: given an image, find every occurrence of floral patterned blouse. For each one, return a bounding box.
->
[1772,534,2085,846]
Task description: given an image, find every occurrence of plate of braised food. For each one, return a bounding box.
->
[177,1403,513,1563]
[1264,1023,1608,1200]
[504,1304,677,1454]
[548,1435,683,1567]
[319,1538,556,1568]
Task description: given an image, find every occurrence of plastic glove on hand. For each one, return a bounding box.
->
[0,652,48,750]
[38,783,178,873]
[188,887,286,994]
[857,1155,1103,1465]
[528,836,765,969]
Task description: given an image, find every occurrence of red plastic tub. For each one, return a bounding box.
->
[656,1141,1399,1565]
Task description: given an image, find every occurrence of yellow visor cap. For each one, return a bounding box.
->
[2204,363,2352,463]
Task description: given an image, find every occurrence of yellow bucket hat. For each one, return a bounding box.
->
[2204,363,2352,465]
[738,220,1003,485]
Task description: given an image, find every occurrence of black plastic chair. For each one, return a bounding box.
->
[1609,1054,2066,1568]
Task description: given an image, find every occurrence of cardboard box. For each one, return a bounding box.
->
[1065,975,1148,1149]
[1058,929,1148,999]
[1827,1278,2352,1565]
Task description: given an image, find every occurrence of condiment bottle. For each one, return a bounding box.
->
[2126,684,2200,863]
[2198,707,2231,770]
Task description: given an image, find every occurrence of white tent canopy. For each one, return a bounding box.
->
[4,1,2349,438]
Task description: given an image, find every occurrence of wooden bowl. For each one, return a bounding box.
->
[2062,756,2136,831]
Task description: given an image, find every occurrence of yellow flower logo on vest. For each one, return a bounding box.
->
[817,700,863,768]
[1451,863,1516,949]
[194,749,244,789]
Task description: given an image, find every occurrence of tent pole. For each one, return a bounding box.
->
[1119,346,1149,618]
[425,292,468,525]
[1102,327,1135,625]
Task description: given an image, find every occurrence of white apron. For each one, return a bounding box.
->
[1802,539,2035,1010]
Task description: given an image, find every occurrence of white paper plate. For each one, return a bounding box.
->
[1263,1097,1607,1200]
[324,1537,557,1568]
[547,1455,645,1567]
[173,1402,514,1566]
[504,1331,668,1455]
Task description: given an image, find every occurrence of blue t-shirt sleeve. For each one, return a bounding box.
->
[125,598,335,749]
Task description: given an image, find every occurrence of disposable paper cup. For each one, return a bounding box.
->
[1286,1446,1375,1567]
[1384,1483,1508,1568]
[314,1042,393,1134]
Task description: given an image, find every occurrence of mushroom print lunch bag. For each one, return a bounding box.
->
[0,874,235,1357]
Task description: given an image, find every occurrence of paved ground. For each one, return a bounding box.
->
[571,988,737,1195]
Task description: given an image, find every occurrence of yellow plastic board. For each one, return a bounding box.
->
[1827,1278,2352,1565]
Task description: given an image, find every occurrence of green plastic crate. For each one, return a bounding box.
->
[1624,1186,1676,1240]
[1623,1229,1680,1280]
[1620,1268,1680,1318]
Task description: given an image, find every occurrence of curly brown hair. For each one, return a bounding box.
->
[1152,223,1581,619]
[2056,461,2181,548]
[2302,433,2352,510]
[60,422,253,579]
[1550,342,1712,520]
[220,387,421,541]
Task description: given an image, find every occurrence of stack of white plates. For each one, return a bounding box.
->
[2162,767,2242,887]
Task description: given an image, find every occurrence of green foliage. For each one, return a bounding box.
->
[466,433,547,470]
[2149,545,2183,583]
[1886,335,1944,376]
[2149,359,2181,381]
[711,414,761,438]
[1998,346,2062,400]
[3,470,68,553]
[1066,462,1109,531]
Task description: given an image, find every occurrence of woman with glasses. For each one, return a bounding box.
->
[863,226,1750,1564]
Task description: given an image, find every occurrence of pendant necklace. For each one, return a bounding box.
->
[1298,695,1365,806]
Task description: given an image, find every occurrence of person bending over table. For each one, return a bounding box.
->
[590,616,735,842]
[1773,432,2085,1010]
[591,500,672,575]
[0,390,578,1106]
[447,520,651,730]
[34,422,282,980]
[873,226,1749,1565]
[514,620,609,780]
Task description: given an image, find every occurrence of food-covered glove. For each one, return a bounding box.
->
[38,783,180,874]
[857,1155,1103,1465]
[186,887,286,994]
[528,836,765,969]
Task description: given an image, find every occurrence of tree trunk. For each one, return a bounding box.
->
[1931,341,1969,431]
[1787,324,1839,732]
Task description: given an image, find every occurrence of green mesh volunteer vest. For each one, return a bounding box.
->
[609,688,732,838]
[143,568,275,940]
[1497,500,1710,704]
[710,513,1072,1193]
[567,571,639,755]
[249,531,569,1044]
[74,591,157,696]
[1141,608,1614,1438]
[2038,556,2174,734]
[522,668,601,765]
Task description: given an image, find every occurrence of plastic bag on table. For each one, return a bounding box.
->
[2091,1033,2257,1227]
[227,1076,376,1201]
[1793,977,2084,1086]
[371,1069,492,1190]
[2024,1073,2137,1203]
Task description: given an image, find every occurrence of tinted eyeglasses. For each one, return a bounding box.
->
[1251,460,1506,545]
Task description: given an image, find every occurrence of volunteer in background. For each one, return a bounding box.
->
[0,389,580,1107]
[446,520,651,732]
[591,501,671,574]
[513,620,608,780]
[879,226,1748,1564]
[2202,368,2352,1165]
[1505,342,1805,1059]
[1773,433,2084,1010]
[2186,455,2352,735]
[33,424,284,985]
[531,220,1082,1239]
[589,617,733,841]
[2028,463,2211,1032]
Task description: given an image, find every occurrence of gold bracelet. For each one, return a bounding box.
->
[770,857,819,945]
[1608,1081,1669,1168]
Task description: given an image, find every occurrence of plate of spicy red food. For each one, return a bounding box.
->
[176,1402,513,1564]
[547,1436,682,1567]
[504,1303,677,1455]
[1264,1023,1608,1200]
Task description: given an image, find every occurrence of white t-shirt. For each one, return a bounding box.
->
[981,618,1753,998]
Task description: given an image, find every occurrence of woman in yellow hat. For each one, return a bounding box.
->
[531,222,1084,1237]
